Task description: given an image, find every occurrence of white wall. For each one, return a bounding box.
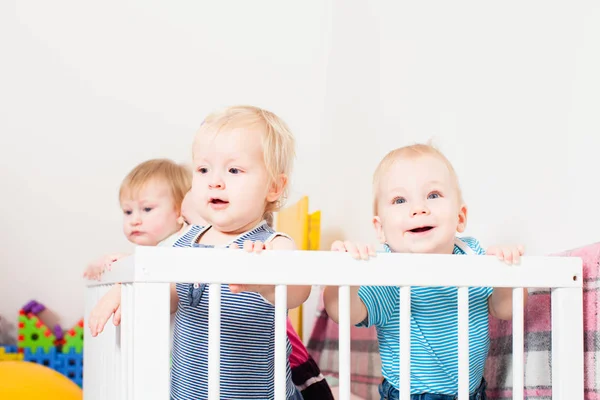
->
[2,1,599,342]
[308,1,600,337]
[315,1,600,255]
[0,0,331,340]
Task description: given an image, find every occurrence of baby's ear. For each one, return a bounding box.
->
[266,174,288,203]
[372,216,386,244]
[456,204,468,233]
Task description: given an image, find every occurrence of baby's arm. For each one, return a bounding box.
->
[487,245,529,320]
[169,283,179,313]
[88,284,123,336]
[83,253,130,281]
[229,237,311,310]
[323,286,367,325]
[323,240,375,325]
[88,283,179,336]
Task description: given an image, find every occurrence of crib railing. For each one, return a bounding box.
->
[84,246,583,400]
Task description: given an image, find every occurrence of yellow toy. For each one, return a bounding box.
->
[0,347,24,361]
[275,195,321,340]
[0,361,82,399]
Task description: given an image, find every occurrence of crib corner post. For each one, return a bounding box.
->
[130,281,171,400]
[551,286,584,400]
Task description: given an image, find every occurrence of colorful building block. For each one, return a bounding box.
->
[0,346,24,361]
[22,300,46,315]
[17,312,56,353]
[62,319,84,354]
[57,348,83,387]
[13,301,84,387]
[24,347,57,369]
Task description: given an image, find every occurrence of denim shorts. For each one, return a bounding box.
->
[379,377,487,400]
[289,386,305,400]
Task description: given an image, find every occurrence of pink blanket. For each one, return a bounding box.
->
[485,242,600,399]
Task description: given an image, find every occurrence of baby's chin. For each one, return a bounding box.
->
[129,236,159,247]
[388,241,443,254]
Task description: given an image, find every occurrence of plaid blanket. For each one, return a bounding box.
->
[485,242,600,400]
[306,291,382,400]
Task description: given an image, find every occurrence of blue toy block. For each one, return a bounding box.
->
[17,337,83,388]
[63,348,82,367]
[23,347,56,369]
[55,347,83,387]
[3,345,18,353]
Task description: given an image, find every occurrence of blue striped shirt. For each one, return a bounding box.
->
[358,236,493,395]
[170,222,296,399]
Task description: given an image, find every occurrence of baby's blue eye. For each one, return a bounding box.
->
[428,192,440,199]
[198,167,208,174]
[229,168,240,174]
[143,207,153,213]
[393,197,406,204]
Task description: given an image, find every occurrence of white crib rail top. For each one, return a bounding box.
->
[86,247,582,289]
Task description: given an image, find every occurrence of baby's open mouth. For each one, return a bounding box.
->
[409,226,433,233]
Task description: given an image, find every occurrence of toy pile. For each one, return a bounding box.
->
[0,300,83,387]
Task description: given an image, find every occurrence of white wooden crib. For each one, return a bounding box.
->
[83,246,583,400]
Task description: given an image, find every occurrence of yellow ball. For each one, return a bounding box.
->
[0,361,82,399]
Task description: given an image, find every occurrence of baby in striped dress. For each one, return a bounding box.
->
[88,105,312,399]
[323,144,527,400]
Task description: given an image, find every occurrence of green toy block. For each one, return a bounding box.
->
[62,319,84,354]
[17,312,56,353]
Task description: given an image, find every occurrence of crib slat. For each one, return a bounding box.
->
[208,283,221,400]
[275,285,288,400]
[457,287,469,400]
[551,287,584,400]
[123,284,134,400]
[512,288,524,400]
[113,313,121,400]
[399,286,411,400]
[338,285,351,400]
[108,311,115,400]
[83,285,97,399]
[131,283,170,400]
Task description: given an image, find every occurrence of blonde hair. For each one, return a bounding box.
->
[193,105,296,225]
[372,143,463,214]
[119,159,192,213]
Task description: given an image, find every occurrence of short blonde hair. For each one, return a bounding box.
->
[372,143,463,214]
[119,159,192,213]
[193,105,296,224]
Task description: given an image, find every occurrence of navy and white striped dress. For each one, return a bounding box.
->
[170,221,296,399]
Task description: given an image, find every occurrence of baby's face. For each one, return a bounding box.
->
[191,127,279,233]
[120,181,181,246]
[373,154,467,254]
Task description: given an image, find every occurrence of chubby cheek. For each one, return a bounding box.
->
[378,216,400,243]
[439,210,459,230]
[145,214,172,237]
[384,211,407,233]
[190,179,206,199]
[122,221,131,236]
[234,184,264,209]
